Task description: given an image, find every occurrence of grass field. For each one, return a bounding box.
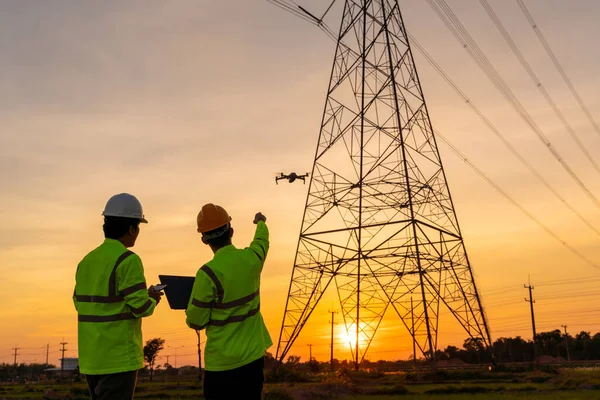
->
[2,368,600,399]
[347,394,600,399]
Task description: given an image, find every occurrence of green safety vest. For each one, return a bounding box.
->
[73,238,156,375]
[186,221,272,371]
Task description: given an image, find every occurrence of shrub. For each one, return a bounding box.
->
[366,384,409,395]
[264,388,294,400]
[265,366,312,383]
[425,385,491,394]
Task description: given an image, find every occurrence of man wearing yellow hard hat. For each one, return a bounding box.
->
[186,204,271,400]
[73,193,163,400]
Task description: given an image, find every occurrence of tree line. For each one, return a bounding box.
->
[454,329,600,364]
[276,329,600,371]
[4,328,600,381]
[0,363,56,381]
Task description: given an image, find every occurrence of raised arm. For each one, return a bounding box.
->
[248,212,269,268]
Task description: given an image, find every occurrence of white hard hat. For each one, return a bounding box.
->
[102,193,148,223]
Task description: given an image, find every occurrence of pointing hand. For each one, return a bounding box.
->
[253,212,267,224]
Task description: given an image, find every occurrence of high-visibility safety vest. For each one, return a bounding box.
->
[186,221,272,371]
[73,238,157,375]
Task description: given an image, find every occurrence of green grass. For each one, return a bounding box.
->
[1,369,600,399]
[346,393,600,400]
[405,382,549,393]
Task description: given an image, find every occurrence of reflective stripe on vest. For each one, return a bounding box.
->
[75,295,124,303]
[75,251,143,322]
[191,265,260,326]
[191,290,259,309]
[108,251,135,296]
[199,265,224,303]
[131,299,153,314]
[78,313,136,322]
[121,282,147,296]
[188,304,261,328]
[75,281,147,303]
[208,303,260,327]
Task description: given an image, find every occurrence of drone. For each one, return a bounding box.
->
[275,172,309,185]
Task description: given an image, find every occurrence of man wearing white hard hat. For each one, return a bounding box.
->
[73,193,163,400]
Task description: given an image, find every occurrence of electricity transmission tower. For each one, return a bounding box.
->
[276,0,492,369]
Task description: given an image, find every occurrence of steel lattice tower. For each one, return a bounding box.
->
[276,0,492,369]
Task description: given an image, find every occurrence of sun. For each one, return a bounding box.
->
[339,323,368,348]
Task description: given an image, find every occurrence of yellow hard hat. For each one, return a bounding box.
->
[197,204,232,235]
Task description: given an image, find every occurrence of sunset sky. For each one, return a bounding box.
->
[1,0,599,368]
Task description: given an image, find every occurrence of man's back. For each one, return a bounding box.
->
[186,220,272,371]
[74,239,156,375]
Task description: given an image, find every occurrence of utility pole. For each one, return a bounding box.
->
[11,346,20,368]
[524,281,537,364]
[164,355,171,384]
[411,297,417,368]
[196,330,203,381]
[307,344,313,362]
[168,345,184,369]
[561,325,571,362]
[329,310,338,372]
[45,343,49,366]
[60,341,68,376]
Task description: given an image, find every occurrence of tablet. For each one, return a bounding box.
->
[158,275,195,310]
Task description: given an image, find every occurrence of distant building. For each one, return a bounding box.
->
[45,358,79,376]
[177,365,198,375]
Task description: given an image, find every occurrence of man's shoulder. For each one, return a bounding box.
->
[79,243,105,264]
[205,247,257,268]
[217,246,258,260]
[80,242,139,266]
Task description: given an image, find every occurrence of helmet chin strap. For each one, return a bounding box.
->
[201,223,231,240]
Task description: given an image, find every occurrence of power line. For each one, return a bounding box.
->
[483,285,522,294]
[483,275,600,295]
[488,287,600,305]
[426,0,600,210]
[267,0,319,25]
[537,286,600,297]
[435,129,600,270]
[535,296,600,309]
[408,34,600,237]
[516,0,600,139]
[268,0,600,272]
[486,290,600,308]
[536,290,600,301]
[484,290,525,300]
[536,275,600,287]
[479,0,600,174]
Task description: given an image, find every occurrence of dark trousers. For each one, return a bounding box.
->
[204,357,264,400]
[85,370,138,400]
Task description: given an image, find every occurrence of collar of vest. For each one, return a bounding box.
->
[103,238,128,249]
[214,244,236,257]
